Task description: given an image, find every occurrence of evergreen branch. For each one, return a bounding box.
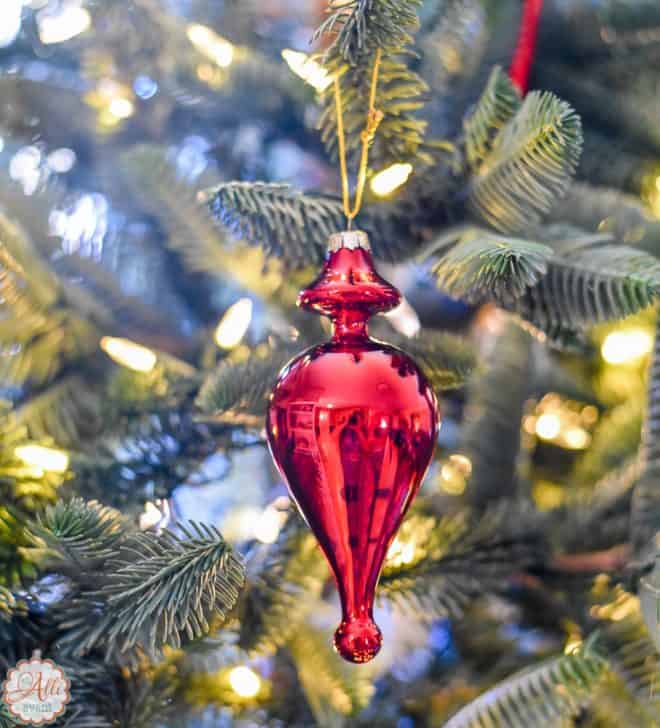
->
[463,66,521,171]
[573,399,642,487]
[374,326,476,390]
[0,585,15,621]
[109,666,178,728]
[431,228,552,305]
[443,637,608,728]
[52,251,174,342]
[0,213,99,385]
[58,707,111,728]
[461,324,534,508]
[0,705,18,728]
[316,0,422,62]
[316,0,430,165]
[57,522,245,657]
[588,673,660,728]
[550,182,660,265]
[57,655,176,728]
[418,0,497,141]
[120,145,311,326]
[29,498,125,572]
[0,188,138,342]
[287,620,375,723]
[601,0,660,32]
[530,337,598,403]
[578,132,648,195]
[319,55,430,166]
[119,146,288,301]
[118,145,233,276]
[600,607,660,711]
[513,315,589,352]
[205,181,440,264]
[238,518,327,654]
[632,312,660,554]
[510,245,660,345]
[546,0,660,50]
[196,346,298,427]
[10,375,104,449]
[0,507,40,587]
[0,594,49,670]
[204,182,344,267]
[537,62,660,156]
[469,91,582,234]
[53,658,117,728]
[0,418,66,513]
[549,183,656,247]
[0,211,59,312]
[0,313,97,387]
[74,409,219,509]
[380,502,544,618]
[555,457,641,554]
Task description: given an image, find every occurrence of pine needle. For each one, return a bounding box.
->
[469,91,582,234]
[464,66,522,170]
[316,0,430,166]
[431,228,552,305]
[444,636,607,728]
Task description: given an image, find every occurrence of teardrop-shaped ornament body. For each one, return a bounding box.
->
[266,231,438,663]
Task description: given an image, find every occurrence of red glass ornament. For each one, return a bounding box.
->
[266,231,438,663]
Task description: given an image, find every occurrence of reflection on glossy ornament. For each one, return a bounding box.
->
[267,231,438,663]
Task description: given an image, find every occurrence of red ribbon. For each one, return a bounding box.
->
[509,0,544,94]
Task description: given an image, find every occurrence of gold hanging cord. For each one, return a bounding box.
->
[333,48,383,227]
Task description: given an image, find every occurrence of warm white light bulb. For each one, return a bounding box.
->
[601,329,653,365]
[100,337,157,373]
[139,500,171,531]
[386,535,417,566]
[187,24,234,68]
[15,445,69,473]
[214,298,253,349]
[370,163,413,197]
[0,0,23,49]
[384,298,421,338]
[281,49,332,92]
[108,97,134,120]
[254,506,285,544]
[563,427,590,450]
[535,413,561,441]
[229,666,261,698]
[37,4,91,44]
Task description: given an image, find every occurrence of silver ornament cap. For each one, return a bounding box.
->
[327,230,371,252]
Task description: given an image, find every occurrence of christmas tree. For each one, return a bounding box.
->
[0,0,659,725]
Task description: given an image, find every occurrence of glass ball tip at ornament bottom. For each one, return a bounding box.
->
[266,231,438,663]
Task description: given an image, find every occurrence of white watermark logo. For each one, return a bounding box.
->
[2,652,70,725]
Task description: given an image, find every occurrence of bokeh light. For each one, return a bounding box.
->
[187,24,235,68]
[601,328,653,365]
[282,49,333,91]
[37,2,91,44]
[0,0,23,48]
[370,163,413,196]
[228,666,261,698]
[15,445,69,473]
[215,298,253,349]
[100,337,157,373]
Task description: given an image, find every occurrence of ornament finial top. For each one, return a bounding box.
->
[299,230,399,321]
[328,230,370,252]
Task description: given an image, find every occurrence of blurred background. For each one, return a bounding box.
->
[1,1,660,727]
